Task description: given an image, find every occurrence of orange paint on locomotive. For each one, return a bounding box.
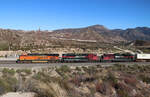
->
[19,55,59,60]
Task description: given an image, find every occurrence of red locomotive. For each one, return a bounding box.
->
[100,53,135,62]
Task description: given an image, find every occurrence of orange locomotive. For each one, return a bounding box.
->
[16,53,59,63]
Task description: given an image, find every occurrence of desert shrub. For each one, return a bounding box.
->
[0,76,17,95]
[5,77,17,86]
[128,65,137,71]
[81,66,97,75]
[95,82,106,94]
[134,94,144,97]
[76,71,84,75]
[104,72,118,86]
[71,75,81,86]
[55,69,66,79]
[0,43,9,50]
[16,69,31,75]
[0,79,9,95]
[114,83,131,97]
[138,66,147,72]
[87,66,97,75]
[56,65,70,73]
[31,87,56,97]
[28,79,58,97]
[117,89,131,97]
[33,72,43,80]
[2,68,15,76]
[84,76,95,82]
[75,67,81,71]
[114,64,126,71]
[23,69,31,75]
[139,74,150,84]
[59,79,71,91]
[96,65,102,68]
[33,71,52,83]
[124,76,137,86]
[95,82,113,95]
[82,66,88,72]
[16,69,32,74]
[114,82,132,96]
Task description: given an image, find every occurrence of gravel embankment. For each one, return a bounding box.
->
[0,92,36,97]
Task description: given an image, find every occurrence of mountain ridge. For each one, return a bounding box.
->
[0,24,150,50]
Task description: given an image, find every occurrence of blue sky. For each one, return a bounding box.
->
[0,0,150,30]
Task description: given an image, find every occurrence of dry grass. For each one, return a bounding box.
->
[0,65,150,97]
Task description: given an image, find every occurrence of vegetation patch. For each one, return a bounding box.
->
[16,69,31,75]
[0,65,150,97]
[2,68,15,76]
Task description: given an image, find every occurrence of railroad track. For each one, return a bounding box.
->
[0,61,150,68]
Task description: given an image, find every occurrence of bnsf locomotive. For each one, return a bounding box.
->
[16,53,59,63]
[16,53,150,63]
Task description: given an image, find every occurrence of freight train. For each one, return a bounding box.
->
[16,53,150,63]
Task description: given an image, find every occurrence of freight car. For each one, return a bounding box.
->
[16,53,59,63]
[136,54,150,62]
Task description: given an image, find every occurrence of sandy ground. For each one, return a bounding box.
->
[0,92,36,97]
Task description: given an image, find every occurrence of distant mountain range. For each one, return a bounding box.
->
[0,25,150,50]
[52,25,150,42]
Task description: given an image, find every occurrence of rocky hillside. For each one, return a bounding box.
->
[1,64,150,97]
[133,40,150,46]
[117,27,150,41]
[52,25,150,42]
[132,40,150,53]
[52,25,126,43]
[0,25,150,50]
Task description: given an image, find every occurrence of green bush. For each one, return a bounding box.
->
[75,67,81,71]
[113,64,126,71]
[117,89,131,97]
[56,65,70,73]
[33,71,52,83]
[16,69,31,75]
[33,72,44,80]
[103,72,118,86]
[0,43,9,50]
[2,68,15,76]
[59,79,71,91]
[0,77,17,95]
[139,74,150,84]
[87,66,97,75]
[82,66,88,72]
